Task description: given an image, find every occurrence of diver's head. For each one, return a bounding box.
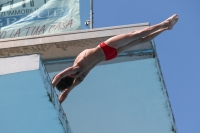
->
[53,75,75,92]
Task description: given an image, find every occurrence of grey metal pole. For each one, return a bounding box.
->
[90,0,93,29]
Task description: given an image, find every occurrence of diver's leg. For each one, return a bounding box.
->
[104,14,178,49]
[117,28,167,53]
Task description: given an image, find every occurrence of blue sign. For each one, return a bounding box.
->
[0,0,90,39]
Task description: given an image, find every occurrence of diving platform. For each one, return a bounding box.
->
[0,23,153,72]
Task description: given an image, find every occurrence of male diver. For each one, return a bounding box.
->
[52,14,178,103]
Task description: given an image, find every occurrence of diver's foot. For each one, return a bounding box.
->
[164,14,178,30]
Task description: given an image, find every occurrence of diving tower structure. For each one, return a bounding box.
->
[0,23,178,133]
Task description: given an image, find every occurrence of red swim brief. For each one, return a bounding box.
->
[99,42,117,61]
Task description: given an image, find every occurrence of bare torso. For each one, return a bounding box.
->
[73,45,105,74]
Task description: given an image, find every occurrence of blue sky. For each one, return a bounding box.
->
[92,0,200,133]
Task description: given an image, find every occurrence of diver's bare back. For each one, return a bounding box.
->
[73,45,105,72]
